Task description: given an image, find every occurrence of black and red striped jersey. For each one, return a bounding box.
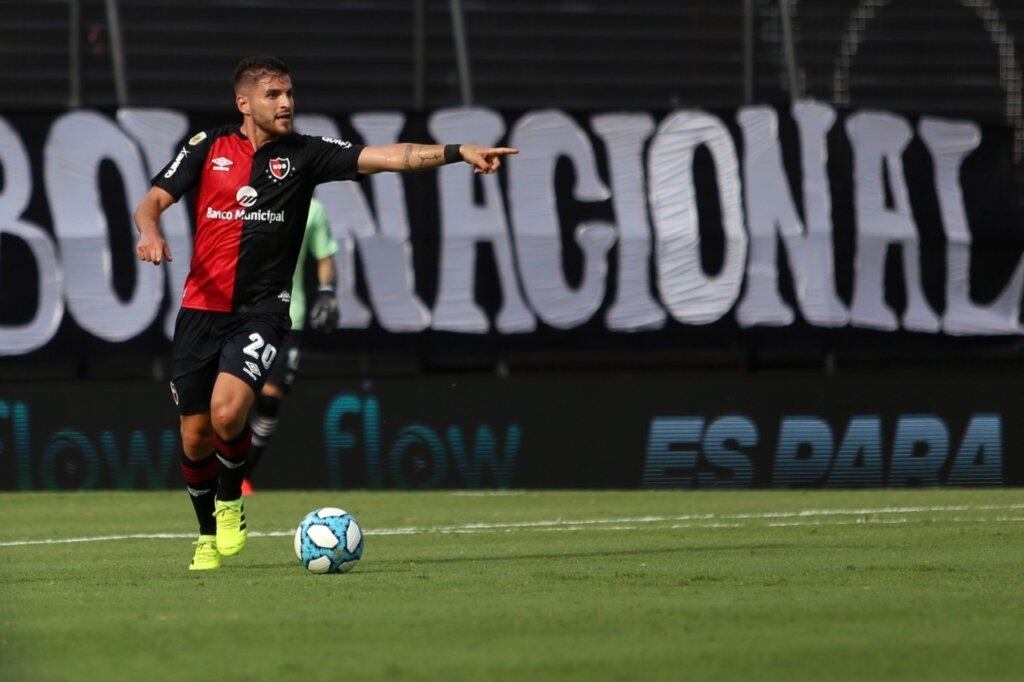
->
[152,125,363,316]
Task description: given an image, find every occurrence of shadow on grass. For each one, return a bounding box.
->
[219,543,803,573]
[235,563,412,574]
[368,542,806,566]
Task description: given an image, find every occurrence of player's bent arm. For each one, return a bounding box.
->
[355,144,518,175]
[316,255,336,288]
[133,186,176,265]
[309,257,340,332]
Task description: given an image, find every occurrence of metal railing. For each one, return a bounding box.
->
[2,0,1020,136]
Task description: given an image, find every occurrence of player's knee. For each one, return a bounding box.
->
[210,396,248,439]
[181,423,214,459]
[261,382,285,399]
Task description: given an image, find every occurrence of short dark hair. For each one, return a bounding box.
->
[234,55,290,90]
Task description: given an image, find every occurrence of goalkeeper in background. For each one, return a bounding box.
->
[242,197,339,494]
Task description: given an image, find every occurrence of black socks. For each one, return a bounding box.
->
[248,393,281,477]
[180,453,218,535]
[214,426,252,502]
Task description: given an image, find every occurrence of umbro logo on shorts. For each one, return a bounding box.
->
[242,360,261,381]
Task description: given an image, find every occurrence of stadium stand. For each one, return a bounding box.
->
[4,0,1023,195]
[1,1,1021,115]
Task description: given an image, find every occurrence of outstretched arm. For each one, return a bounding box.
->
[356,143,518,175]
[133,186,176,265]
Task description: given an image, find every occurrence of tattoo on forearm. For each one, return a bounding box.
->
[398,144,445,171]
[416,148,443,168]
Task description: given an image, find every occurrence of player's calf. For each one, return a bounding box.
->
[179,415,220,569]
[248,390,283,479]
[214,426,251,501]
[210,372,257,501]
[181,452,218,536]
[209,346,271,554]
[212,428,251,556]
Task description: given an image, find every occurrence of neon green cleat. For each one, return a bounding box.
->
[213,498,248,556]
[189,535,220,571]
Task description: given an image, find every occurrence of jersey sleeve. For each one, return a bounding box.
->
[151,130,212,200]
[305,135,365,184]
[306,200,340,260]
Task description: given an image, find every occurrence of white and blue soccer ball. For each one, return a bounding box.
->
[294,507,364,574]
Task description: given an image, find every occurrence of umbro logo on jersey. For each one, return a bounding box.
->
[211,157,233,172]
[269,157,291,180]
[278,290,291,303]
[236,185,258,207]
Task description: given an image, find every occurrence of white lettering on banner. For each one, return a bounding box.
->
[2,102,1024,355]
[0,115,64,355]
[508,110,615,329]
[117,108,193,340]
[297,114,370,328]
[428,107,535,334]
[918,117,1024,334]
[736,103,848,327]
[591,113,666,332]
[846,111,941,332]
[43,111,162,343]
[349,112,430,331]
[648,110,747,325]
[297,113,429,332]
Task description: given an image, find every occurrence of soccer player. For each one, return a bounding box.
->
[133,55,517,570]
[242,197,340,495]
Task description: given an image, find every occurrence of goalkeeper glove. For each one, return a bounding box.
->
[309,285,339,332]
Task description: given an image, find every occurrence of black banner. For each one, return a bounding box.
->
[1,104,1022,373]
[0,371,1015,490]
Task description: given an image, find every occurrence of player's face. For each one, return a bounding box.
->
[241,73,294,137]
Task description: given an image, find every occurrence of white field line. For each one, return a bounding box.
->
[3,503,1024,548]
[769,518,911,528]
[449,491,526,497]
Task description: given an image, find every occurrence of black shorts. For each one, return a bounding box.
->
[169,308,289,415]
[265,330,302,392]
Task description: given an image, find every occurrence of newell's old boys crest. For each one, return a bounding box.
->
[269,157,291,180]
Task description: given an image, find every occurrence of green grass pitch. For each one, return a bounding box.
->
[2,489,1023,681]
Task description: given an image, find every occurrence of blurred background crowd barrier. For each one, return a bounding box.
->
[1,1,1022,489]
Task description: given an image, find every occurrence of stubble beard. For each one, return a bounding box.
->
[255,111,291,140]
